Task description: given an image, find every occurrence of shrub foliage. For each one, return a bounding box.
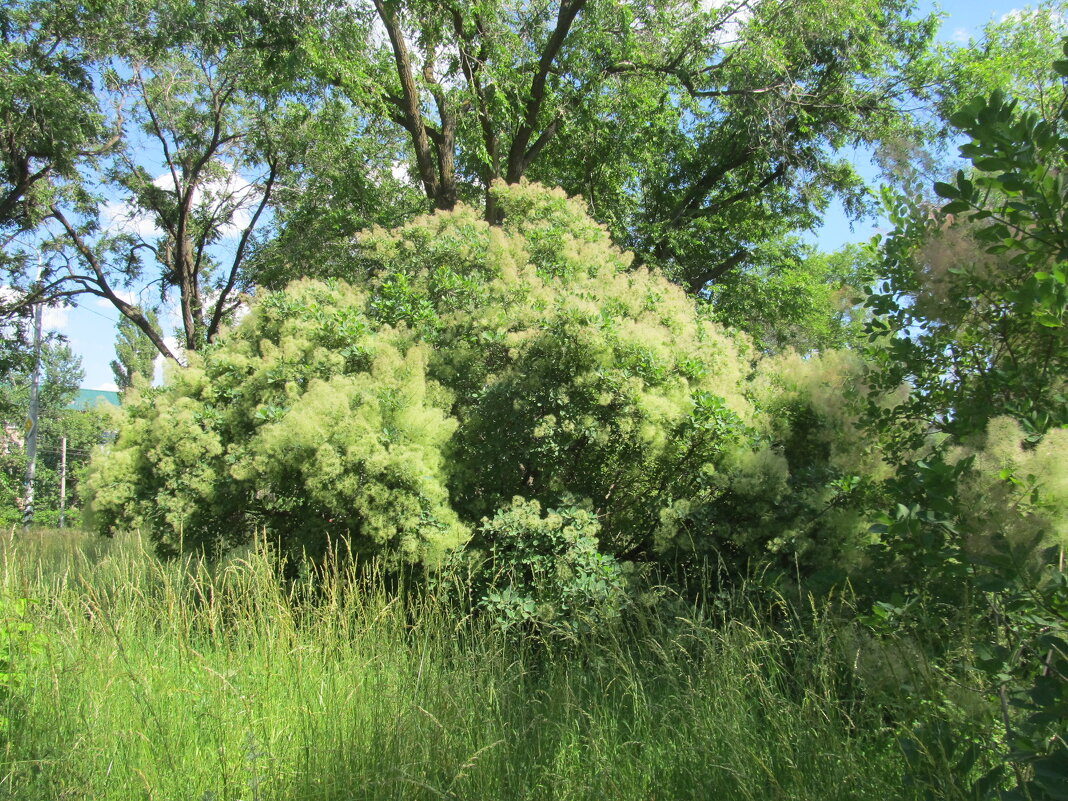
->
[86,182,877,575]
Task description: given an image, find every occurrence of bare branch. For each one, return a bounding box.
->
[134,65,182,204]
[49,204,179,362]
[207,160,278,341]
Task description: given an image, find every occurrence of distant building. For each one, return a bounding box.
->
[2,422,24,454]
[69,389,121,411]
[1,389,120,454]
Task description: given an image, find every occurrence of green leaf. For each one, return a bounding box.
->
[1000,173,1026,192]
[933,181,960,199]
[949,110,975,129]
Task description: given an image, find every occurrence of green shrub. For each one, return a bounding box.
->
[0,595,44,736]
[86,181,884,578]
[464,497,626,634]
[84,280,467,565]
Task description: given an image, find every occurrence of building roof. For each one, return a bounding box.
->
[69,388,121,410]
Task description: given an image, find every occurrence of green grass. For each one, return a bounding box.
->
[0,527,922,801]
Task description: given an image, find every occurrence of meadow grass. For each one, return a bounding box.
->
[0,527,923,801]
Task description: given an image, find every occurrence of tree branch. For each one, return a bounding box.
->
[451,5,500,186]
[0,163,52,224]
[523,112,564,167]
[664,146,755,233]
[506,0,587,182]
[607,60,787,100]
[207,160,278,341]
[373,0,441,205]
[684,162,787,221]
[687,247,750,293]
[49,205,179,362]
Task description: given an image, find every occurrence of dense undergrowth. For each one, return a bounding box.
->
[0,527,951,801]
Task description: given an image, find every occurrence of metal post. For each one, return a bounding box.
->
[59,436,67,528]
[22,253,43,532]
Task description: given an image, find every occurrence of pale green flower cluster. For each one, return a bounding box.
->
[950,417,1068,560]
[86,182,883,574]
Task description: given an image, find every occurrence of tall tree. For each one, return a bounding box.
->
[0,339,111,527]
[2,0,329,361]
[276,0,936,295]
[0,338,83,423]
[0,0,118,232]
[43,0,304,359]
[4,0,940,359]
[110,309,159,393]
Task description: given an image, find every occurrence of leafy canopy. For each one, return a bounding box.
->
[87,182,879,577]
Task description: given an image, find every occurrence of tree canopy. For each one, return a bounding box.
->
[0,340,111,527]
[265,0,937,295]
[1,0,941,363]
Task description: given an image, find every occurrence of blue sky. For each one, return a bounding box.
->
[810,0,1055,251]
[56,0,1052,391]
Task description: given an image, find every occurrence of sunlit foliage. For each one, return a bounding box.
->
[86,182,877,575]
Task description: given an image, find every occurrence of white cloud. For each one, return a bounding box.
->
[390,161,413,185]
[196,171,260,238]
[92,381,120,392]
[700,0,754,45]
[1,286,70,333]
[101,199,162,239]
[1,286,71,331]
[103,168,263,241]
[41,305,70,331]
[1001,7,1065,25]
[953,28,971,43]
[368,11,389,50]
[231,301,252,325]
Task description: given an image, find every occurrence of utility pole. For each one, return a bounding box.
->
[59,436,67,528]
[22,251,43,532]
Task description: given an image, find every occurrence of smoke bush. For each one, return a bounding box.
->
[86,182,879,575]
[950,417,1068,564]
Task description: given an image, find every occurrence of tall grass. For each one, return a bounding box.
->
[0,528,921,801]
